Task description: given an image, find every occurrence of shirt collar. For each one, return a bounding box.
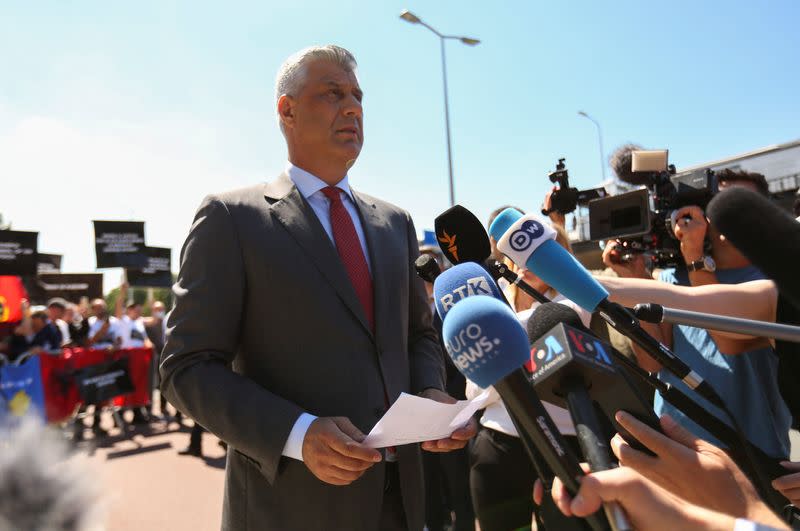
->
[286,162,355,202]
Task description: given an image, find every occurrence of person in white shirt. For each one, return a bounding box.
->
[117,301,151,349]
[46,298,70,347]
[467,218,593,531]
[87,299,120,348]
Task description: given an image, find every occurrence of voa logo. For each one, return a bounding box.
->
[439,276,492,312]
[445,323,501,371]
[509,220,545,252]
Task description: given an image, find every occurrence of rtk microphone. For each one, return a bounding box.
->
[706,186,800,310]
[433,205,550,305]
[526,303,661,456]
[488,207,727,411]
[442,296,615,531]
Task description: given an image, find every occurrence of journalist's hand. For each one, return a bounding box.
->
[302,417,382,486]
[543,186,567,227]
[419,388,478,452]
[671,205,707,262]
[611,411,782,526]
[772,462,800,506]
[601,240,649,279]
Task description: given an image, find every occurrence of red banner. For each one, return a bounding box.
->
[37,347,152,423]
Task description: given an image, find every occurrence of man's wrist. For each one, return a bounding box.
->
[282,412,318,461]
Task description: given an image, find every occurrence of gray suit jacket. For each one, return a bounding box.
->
[160,173,445,530]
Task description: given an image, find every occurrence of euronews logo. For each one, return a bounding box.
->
[439,276,493,312]
[445,322,502,372]
[510,220,545,252]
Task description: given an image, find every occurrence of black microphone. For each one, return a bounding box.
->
[706,186,800,309]
[433,205,550,305]
[441,296,614,531]
[526,303,661,456]
[527,305,793,512]
[414,253,441,284]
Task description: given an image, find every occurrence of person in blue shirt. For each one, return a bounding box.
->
[9,308,62,362]
[602,169,791,459]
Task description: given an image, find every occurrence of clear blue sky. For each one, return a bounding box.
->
[2,0,798,290]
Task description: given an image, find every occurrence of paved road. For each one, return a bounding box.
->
[79,405,225,531]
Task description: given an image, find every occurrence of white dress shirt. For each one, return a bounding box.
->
[281,162,373,461]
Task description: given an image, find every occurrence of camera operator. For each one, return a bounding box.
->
[602,169,791,460]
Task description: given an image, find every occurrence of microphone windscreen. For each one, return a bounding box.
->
[442,295,530,388]
[526,302,585,345]
[434,205,491,264]
[528,240,609,312]
[415,254,441,283]
[433,262,505,319]
[707,187,800,308]
[488,207,524,242]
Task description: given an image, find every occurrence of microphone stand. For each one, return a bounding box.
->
[634,303,800,343]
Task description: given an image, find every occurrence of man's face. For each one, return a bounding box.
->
[281,59,364,168]
[31,316,46,333]
[91,302,107,318]
[127,305,142,319]
[48,306,64,321]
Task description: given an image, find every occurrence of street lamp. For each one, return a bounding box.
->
[578,110,607,182]
[400,9,480,206]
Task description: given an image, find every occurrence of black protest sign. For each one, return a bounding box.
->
[0,230,38,275]
[126,247,172,288]
[26,273,104,304]
[93,221,147,268]
[37,253,62,273]
[74,358,135,405]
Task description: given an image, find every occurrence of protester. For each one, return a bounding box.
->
[86,299,120,349]
[46,297,70,346]
[8,306,61,361]
[64,302,90,347]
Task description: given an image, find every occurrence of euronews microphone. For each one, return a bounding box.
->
[707,186,800,309]
[442,296,625,531]
[433,205,550,305]
[432,262,594,530]
[488,207,727,411]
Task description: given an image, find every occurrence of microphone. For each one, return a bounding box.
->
[633,303,800,343]
[432,262,505,319]
[433,205,550,305]
[414,253,442,284]
[0,419,104,530]
[706,186,800,309]
[526,304,793,513]
[526,302,661,456]
[442,296,616,531]
[488,207,726,411]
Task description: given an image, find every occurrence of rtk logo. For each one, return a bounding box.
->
[509,220,545,252]
[437,230,459,262]
[439,276,492,312]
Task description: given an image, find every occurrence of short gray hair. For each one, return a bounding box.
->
[275,45,358,131]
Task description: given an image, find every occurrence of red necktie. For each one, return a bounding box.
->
[321,186,374,331]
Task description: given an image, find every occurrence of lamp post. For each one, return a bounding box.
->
[400,10,479,207]
[578,110,606,182]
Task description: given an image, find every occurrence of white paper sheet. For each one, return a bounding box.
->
[362,390,493,448]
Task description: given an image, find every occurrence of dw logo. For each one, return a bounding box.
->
[509,220,545,252]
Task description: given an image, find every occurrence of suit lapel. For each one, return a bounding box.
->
[353,191,393,344]
[264,173,373,338]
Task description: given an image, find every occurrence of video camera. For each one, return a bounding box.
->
[540,158,608,216]
[586,149,718,268]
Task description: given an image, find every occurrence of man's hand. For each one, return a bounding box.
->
[610,411,782,526]
[543,186,567,227]
[772,462,800,506]
[602,240,649,279]
[536,462,747,531]
[302,417,382,486]
[418,388,478,452]
[671,205,708,262]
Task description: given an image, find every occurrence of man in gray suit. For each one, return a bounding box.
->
[160,45,476,530]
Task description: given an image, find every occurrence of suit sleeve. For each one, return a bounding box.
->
[404,212,446,393]
[159,196,304,484]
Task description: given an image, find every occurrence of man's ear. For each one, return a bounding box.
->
[277,94,295,130]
